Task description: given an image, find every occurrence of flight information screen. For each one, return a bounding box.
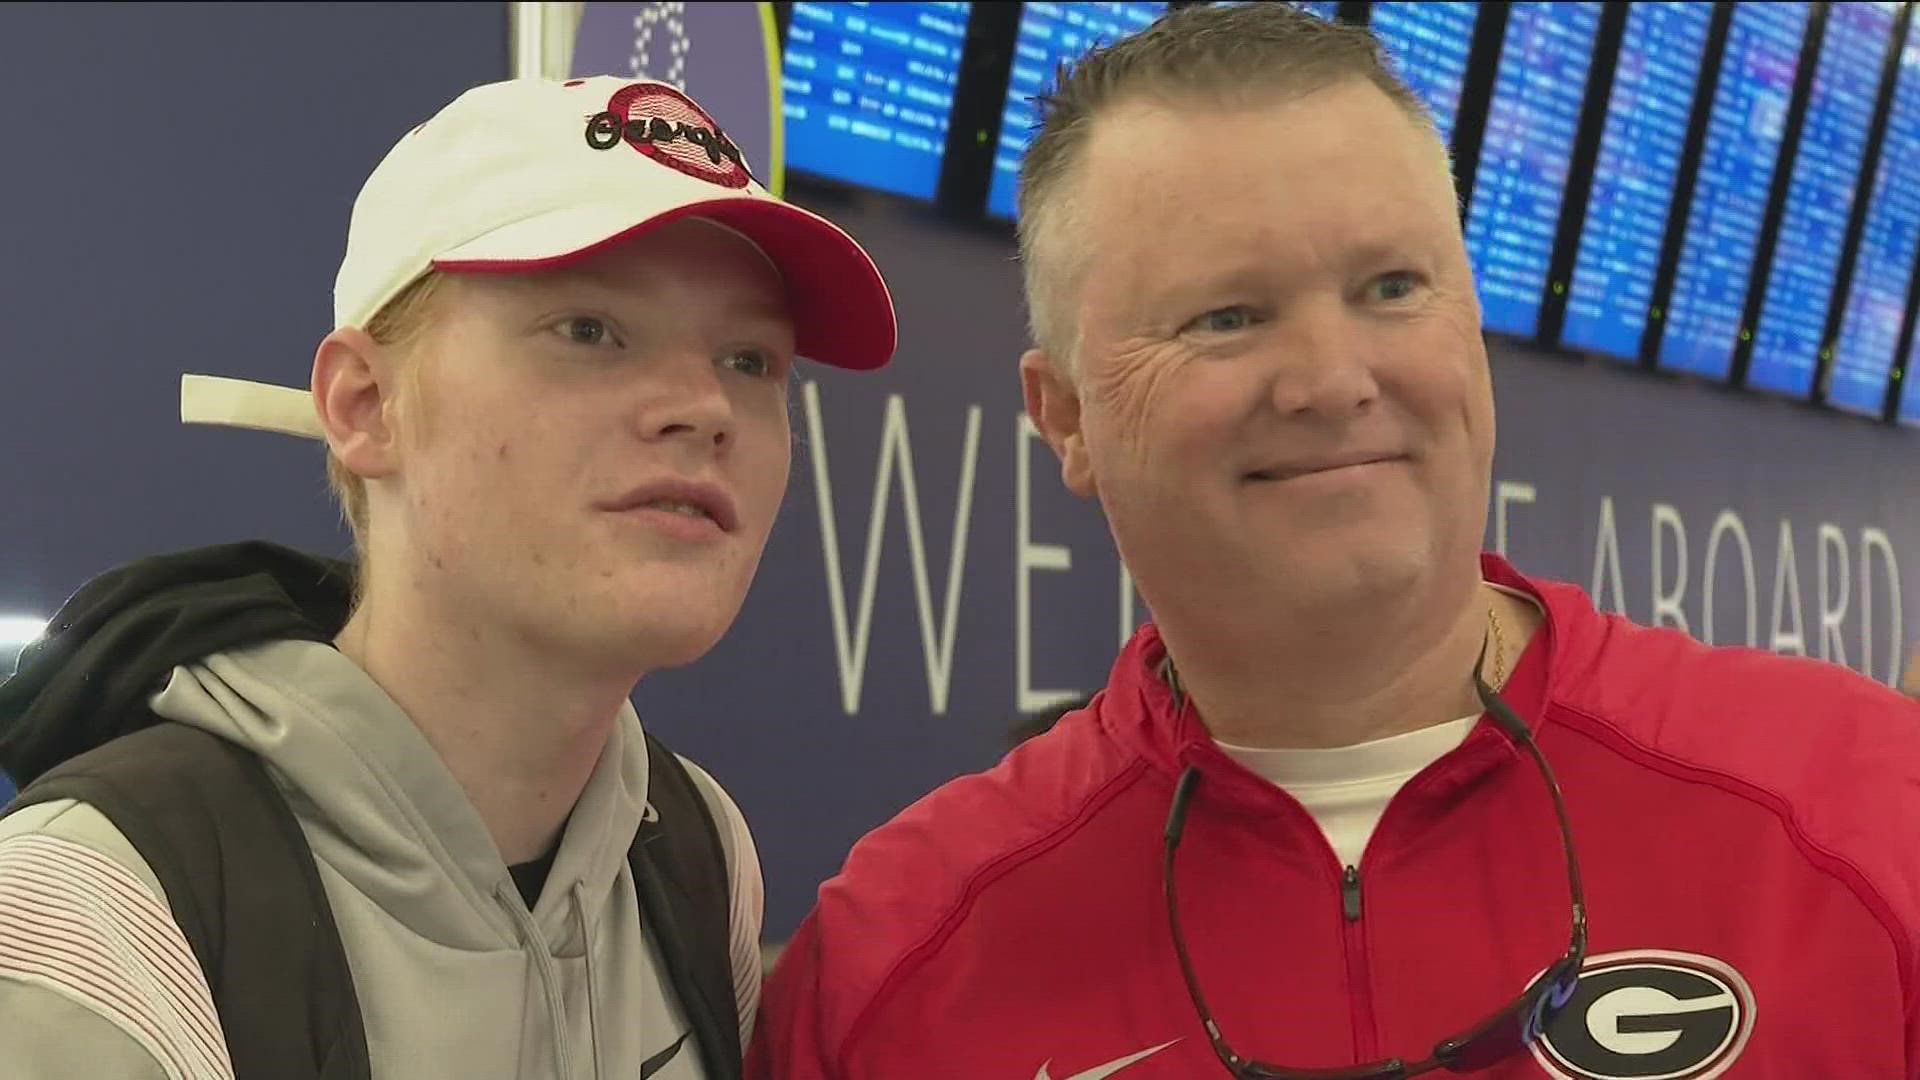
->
[1462,1,1603,339]
[1901,325,1920,425]
[1747,0,1896,398]
[1836,7,1920,417]
[985,2,1166,220]
[1560,1,1714,361]
[782,2,972,201]
[1370,2,1481,147]
[1658,1,1810,381]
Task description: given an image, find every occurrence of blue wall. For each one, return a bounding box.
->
[0,2,507,604]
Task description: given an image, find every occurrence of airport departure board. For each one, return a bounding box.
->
[1747,0,1896,398]
[1561,1,1714,361]
[1462,1,1604,338]
[783,2,972,200]
[1901,318,1920,424]
[1835,7,1920,417]
[1658,1,1811,381]
[1370,2,1481,147]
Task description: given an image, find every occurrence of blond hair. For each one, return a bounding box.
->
[1014,3,1449,375]
[324,271,448,555]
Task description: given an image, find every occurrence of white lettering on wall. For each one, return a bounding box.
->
[1591,495,1627,615]
[1494,480,1537,558]
[1016,414,1085,713]
[1701,509,1758,647]
[1863,528,1903,683]
[1770,520,1807,657]
[1818,523,1850,667]
[803,383,982,715]
[1651,503,1690,634]
[795,389,1916,715]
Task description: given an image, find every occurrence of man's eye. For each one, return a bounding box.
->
[1190,306,1258,334]
[1369,272,1422,302]
[557,317,615,347]
[722,348,774,378]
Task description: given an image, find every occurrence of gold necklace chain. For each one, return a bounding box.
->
[1161,597,1512,706]
[1487,600,1508,689]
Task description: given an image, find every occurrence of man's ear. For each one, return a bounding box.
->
[312,327,404,483]
[1019,348,1096,498]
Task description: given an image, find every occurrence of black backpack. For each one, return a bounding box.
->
[1,712,744,1080]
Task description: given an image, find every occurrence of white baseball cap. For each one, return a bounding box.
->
[181,75,897,440]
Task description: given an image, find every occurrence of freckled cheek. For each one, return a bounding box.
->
[740,430,794,541]
[437,434,553,544]
[409,427,572,574]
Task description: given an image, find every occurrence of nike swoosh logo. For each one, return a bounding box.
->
[1034,1039,1180,1080]
[639,1031,688,1079]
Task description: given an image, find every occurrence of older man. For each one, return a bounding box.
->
[749,5,1920,1078]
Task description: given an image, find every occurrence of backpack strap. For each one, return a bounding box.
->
[2,712,740,1079]
[3,721,371,1080]
[633,730,743,1080]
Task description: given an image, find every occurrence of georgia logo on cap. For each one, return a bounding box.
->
[583,82,755,189]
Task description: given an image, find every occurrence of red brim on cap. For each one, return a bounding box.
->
[433,199,897,371]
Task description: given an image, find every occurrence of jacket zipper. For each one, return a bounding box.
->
[1341,865,1380,1061]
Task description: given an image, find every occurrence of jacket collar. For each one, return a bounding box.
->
[1096,554,1565,830]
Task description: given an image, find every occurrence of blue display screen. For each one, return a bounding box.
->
[1747,0,1895,398]
[1370,3,1481,147]
[1901,318,1920,424]
[1462,1,1603,339]
[782,2,972,201]
[1839,8,1920,418]
[1561,1,1714,361]
[986,2,1166,220]
[1657,1,1809,380]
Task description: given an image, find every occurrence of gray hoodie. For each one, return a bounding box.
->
[0,638,763,1079]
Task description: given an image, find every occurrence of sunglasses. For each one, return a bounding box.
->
[1161,660,1587,1078]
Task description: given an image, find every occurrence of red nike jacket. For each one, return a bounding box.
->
[749,555,1920,1079]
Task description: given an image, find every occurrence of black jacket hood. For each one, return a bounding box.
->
[0,542,355,789]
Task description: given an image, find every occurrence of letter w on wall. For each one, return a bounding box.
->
[803,383,983,715]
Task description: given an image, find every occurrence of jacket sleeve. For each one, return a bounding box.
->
[0,980,186,1080]
[744,912,842,1080]
[1910,949,1920,1080]
[0,802,234,1080]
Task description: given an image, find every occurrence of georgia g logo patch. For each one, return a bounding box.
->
[1531,951,1755,1079]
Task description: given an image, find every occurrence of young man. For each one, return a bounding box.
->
[0,75,894,1079]
[749,5,1920,1078]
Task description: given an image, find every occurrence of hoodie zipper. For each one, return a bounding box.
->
[1341,865,1380,1061]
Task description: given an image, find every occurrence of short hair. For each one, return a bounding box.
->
[1015,2,1448,375]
